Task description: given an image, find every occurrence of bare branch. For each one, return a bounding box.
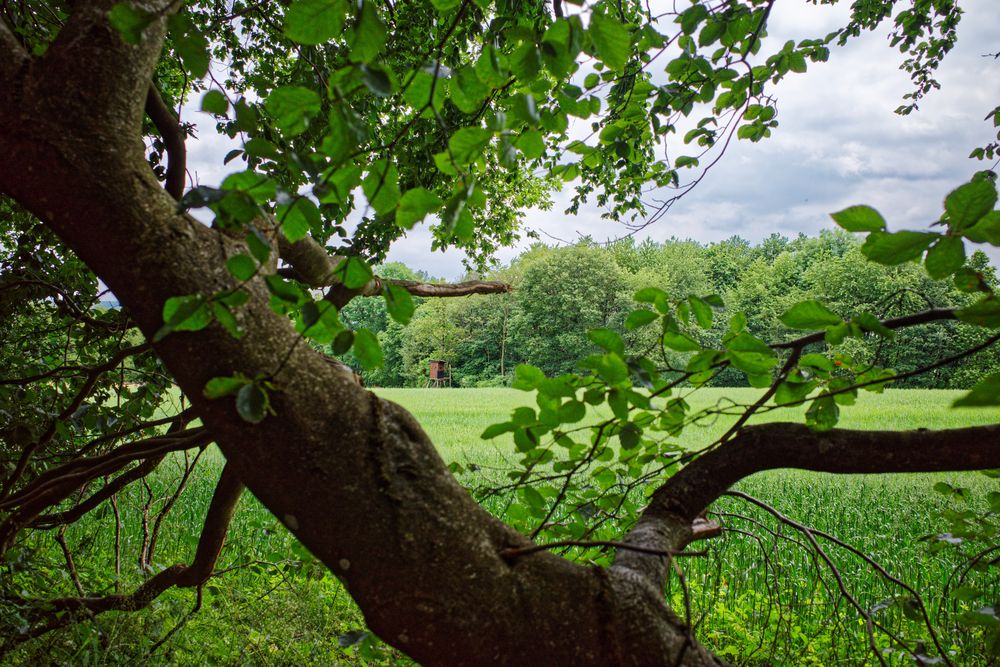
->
[14,465,243,642]
[0,428,210,554]
[276,233,511,306]
[381,278,512,298]
[32,455,165,528]
[0,342,152,500]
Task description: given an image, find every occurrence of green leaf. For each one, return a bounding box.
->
[608,388,629,419]
[954,267,986,292]
[236,384,268,424]
[332,330,354,355]
[245,228,272,265]
[226,254,257,281]
[830,205,886,232]
[956,296,1000,328]
[512,364,545,390]
[662,331,701,352]
[430,0,461,10]
[587,328,625,356]
[853,312,894,338]
[805,394,839,432]
[284,0,346,45]
[348,1,386,63]
[154,294,211,342]
[945,179,998,231]
[779,300,842,330]
[264,275,304,303]
[964,211,1000,245]
[579,353,629,385]
[448,127,492,166]
[510,42,541,81]
[278,198,320,242]
[265,86,322,137]
[589,12,631,72]
[450,66,489,114]
[362,159,402,214]
[167,12,210,78]
[861,231,938,265]
[618,422,641,449]
[953,374,1000,407]
[222,171,276,204]
[383,284,414,325]
[212,302,244,338]
[358,63,393,97]
[624,309,657,330]
[799,353,834,374]
[403,70,446,112]
[726,332,776,375]
[396,188,443,229]
[204,375,246,399]
[775,380,817,406]
[108,4,155,44]
[557,399,586,424]
[352,328,383,369]
[481,421,516,439]
[333,256,373,290]
[688,295,713,328]
[515,130,545,160]
[824,322,849,345]
[924,236,966,279]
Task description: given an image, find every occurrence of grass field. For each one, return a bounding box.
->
[7,388,1000,665]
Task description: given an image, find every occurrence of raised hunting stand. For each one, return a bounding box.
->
[427,359,452,388]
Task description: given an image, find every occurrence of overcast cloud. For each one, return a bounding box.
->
[184,0,1000,279]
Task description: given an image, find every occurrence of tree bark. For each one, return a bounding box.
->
[2,2,999,665]
[0,4,714,665]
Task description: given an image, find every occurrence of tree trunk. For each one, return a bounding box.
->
[0,4,717,664]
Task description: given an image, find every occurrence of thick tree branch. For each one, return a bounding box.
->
[655,423,1000,522]
[277,234,510,307]
[145,84,186,200]
[381,278,513,298]
[0,16,28,85]
[0,2,711,663]
[616,422,1000,588]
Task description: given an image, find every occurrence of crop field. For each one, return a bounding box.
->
[8,388,1000,665]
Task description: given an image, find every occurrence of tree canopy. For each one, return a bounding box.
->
[1,0,1000,664]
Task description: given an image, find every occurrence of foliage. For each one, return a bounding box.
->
[2,0,1000,664]
[347,232,1000,391]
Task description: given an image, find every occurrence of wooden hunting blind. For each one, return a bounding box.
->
[427,359,451,388]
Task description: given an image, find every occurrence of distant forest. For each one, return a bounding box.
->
[339,231,1000,389]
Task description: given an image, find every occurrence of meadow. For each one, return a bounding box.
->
[7,388,1000,665]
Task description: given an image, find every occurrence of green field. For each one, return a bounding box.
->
[8,388,1000,665]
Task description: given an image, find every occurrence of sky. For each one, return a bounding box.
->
[184,0,1000,280]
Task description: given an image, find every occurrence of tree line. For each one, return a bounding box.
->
[342,231,1000,389]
